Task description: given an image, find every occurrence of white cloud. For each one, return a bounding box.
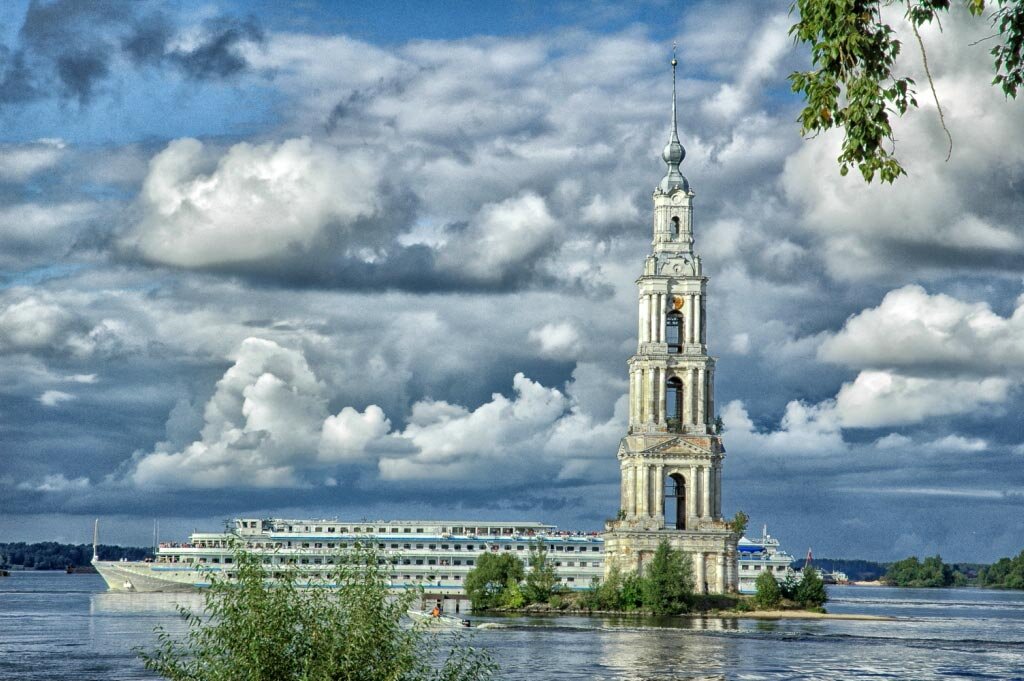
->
[380,372,568,481]
[528,321,581,359]
[437,193,559,282]
[0,139,65,180]
[730,332,750,355]
[927,435,987,452]
[38,390,75,407]
[833,370,1010,428]
[132,338,332,488]
[0,296,74,352]
[17,473,89,492]
[819,285,1024,375]
[702,13,793,120]
[318,406,391,462]
[125,137,383,267]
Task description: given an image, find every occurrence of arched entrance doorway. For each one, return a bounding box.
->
[666,473,686,530]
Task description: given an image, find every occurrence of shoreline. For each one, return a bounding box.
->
[484,607,895,621]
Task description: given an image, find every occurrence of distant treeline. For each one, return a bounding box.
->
[0,542,151,570]
[792,557,887,581]
[978,551,1024,589]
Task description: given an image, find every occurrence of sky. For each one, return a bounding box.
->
[0,0,1021,562]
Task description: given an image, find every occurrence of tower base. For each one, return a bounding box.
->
[602,526,738,595]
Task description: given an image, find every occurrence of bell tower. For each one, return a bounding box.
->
[603,51,738,594]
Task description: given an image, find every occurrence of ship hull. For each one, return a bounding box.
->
[92,560,210,593]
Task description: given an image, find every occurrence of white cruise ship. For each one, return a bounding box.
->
[93,518,604,612]
[736,526,796,594]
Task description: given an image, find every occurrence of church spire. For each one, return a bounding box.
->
[658,45,689,194]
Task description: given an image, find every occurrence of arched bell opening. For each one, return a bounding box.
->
[665,376,683,432]
[671,216,681,239]
[666,310,683,353]
[666,473,686,530]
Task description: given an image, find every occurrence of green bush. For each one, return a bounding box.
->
[463,552,525,610]
[139,546,495,681]
[753,570,782,609]
[620,572,645,610]
[641,541,693,615]
[523,539,558,604]
[500,577,525,608]
[795,565,828,608]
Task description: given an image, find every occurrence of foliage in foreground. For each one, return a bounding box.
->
[789,0,1024,182]
[138,546,495,681]
[979,550,1024,589]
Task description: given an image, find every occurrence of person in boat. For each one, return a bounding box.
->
[430,605,440,618]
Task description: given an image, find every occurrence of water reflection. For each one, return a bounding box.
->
[598,617,736,680]
[90,591,204,616]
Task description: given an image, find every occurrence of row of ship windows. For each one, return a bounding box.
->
[220,572,582,584]
[740,565,780,571]
[173,555,603,569]
[243,521,549,536]
[194,541,601,553]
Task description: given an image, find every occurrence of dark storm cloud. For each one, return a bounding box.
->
[0,1,265,106]
[170,16,266,80]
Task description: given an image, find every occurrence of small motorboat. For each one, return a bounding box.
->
[407,609,471,628]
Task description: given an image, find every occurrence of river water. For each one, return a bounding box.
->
[1,572,1022,680]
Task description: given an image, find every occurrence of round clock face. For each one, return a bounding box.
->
[672,193,683,204]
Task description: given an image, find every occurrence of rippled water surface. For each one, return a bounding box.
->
[2,573,1023,680]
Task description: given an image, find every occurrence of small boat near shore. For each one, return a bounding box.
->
[408,609,471,628]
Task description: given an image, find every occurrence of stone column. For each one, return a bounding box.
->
[622,462,630,516]
[628,371,635,425]
[637,297,644,344]
[649,295,657,345]
[697,368,706,426]
[682,368,691,425]
[687,294,695,344]
[658,293,666,343]
[650,367,659,424]
[695,553,707,593]
[708,368,715,427]
[657,371,666,427]
[638,464,649,517]
[692,292,700,346]
[716,553,726,593]
[655,465,664,520]
[702,466,711,519]
[620,462,628,513]
[715,466,722,517]
[688,465,698,520]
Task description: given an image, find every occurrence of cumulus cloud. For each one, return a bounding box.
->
[132,338,334,488]
[436,193,559,283]
[834,370,1011,428]
[319,406,391,462]
[819,285,1024,375]
[528,321,581,359]
[125,137,383,268]
[131,337,624,491]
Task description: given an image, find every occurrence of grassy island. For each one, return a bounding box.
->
[464,539,829,618]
